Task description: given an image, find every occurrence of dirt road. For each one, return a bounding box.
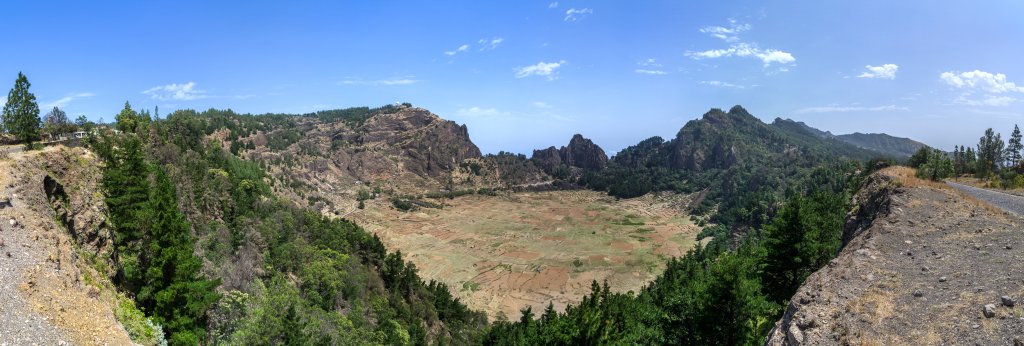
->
[947,181,1024,217]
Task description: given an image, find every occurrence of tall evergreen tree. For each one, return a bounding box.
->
[1,72,41,148]
[139,168,220,345]
[102,135,151,288]
[1007,124,1023,168]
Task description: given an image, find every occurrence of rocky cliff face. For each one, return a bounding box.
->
[766,167,1024,345]
[530,134,608,174]
[341,106,482,179]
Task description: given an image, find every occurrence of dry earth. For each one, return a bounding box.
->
[0,146,133,345]
[351,190,701,320]
[768,167,1024,345]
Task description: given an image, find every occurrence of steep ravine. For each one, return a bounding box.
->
[767,167,1024,345]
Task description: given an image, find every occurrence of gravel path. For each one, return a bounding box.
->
[947,181,1024,217]
[0,188,70,345]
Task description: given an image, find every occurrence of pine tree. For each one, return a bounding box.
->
[140,168,220,345]
[1007,125,1023,168]
[102,135,151,288]
[2,72,41,149]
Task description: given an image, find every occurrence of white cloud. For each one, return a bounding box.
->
[564,8,592,22]
[531,101,551,109]
[858,64,899,79]
[690,20,795,68]
[940,70,1024,107]
[1,96,6,106]
[478,37,504,50]
[445,44,470,56]
[635,69,667,75]
[340,77,419,86]
[701,81,744,89]
[699,20,751,42]
[515,60,566,80]
[143,82,205,101]
[794,105,909,114]
[688,42,795,66]
[940,70,1024,93]
[548,2,558,8]
[42,92,96,109]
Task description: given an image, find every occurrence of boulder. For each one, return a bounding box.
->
[1002,296,1016,307]
[983,304,996,318]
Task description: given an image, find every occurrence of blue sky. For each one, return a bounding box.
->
[2,1,1023,154]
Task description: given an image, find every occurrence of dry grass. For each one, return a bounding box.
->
[850,286,896,326]
[878,166,1008,217]
[877,166,950,190]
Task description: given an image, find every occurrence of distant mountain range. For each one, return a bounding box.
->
[773,118,928,158]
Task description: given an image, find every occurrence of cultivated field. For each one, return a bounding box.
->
[352,190,702,320]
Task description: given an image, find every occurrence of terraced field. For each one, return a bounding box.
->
[352,190,702,319]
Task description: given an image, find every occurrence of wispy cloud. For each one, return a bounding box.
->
[941,70,1024,106]
[478,37,504,50]
[42,92,95,109]
[564,8,593,22]
[688,43,795,66]
[340,77,420,86]
[445,44,470,56]
[515,60,566,80]
[858,64,899,79]
[699,19,751,42]
[701,80,746,89]
[143,82,205,101]
[794,104,909,114]
[688,20,795,68]
[634,59,666,75]
[531,101,552,109]
[457,106,506,117]
[635,69,667,75]
[548,2,558,9]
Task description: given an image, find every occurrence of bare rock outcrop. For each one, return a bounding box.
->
[531,134,608,174]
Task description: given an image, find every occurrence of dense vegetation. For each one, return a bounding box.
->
[88,104,488,344]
